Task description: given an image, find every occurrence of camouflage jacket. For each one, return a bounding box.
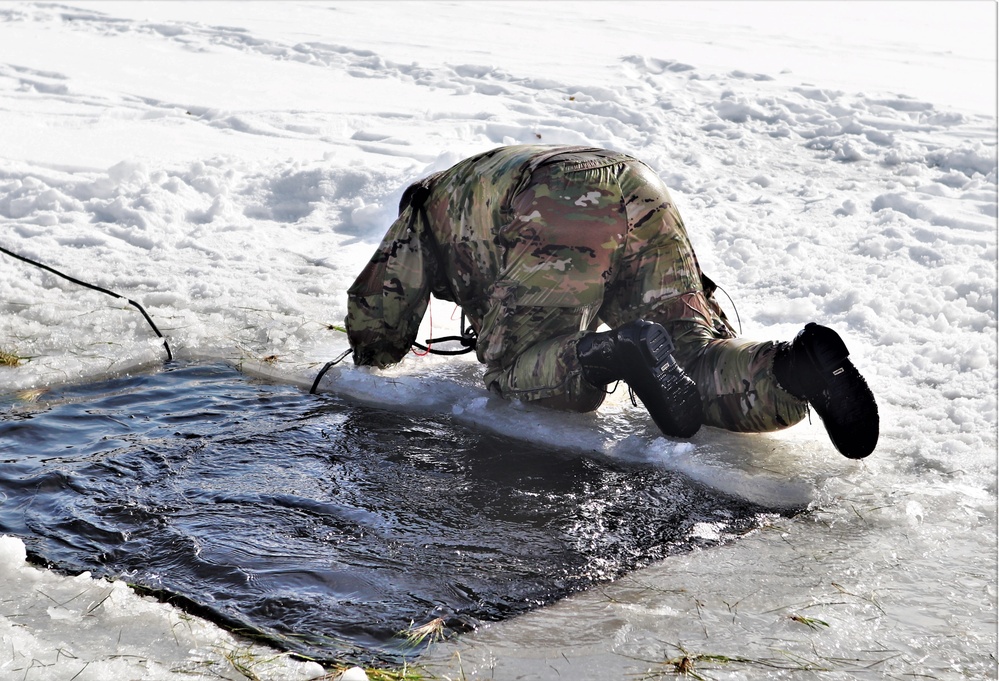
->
[345,145,614,368]
[345,144,730,370]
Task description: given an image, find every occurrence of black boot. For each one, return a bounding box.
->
[773,323,879,459]
[576,320,703,438]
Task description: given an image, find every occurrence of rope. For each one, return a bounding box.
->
[410,297,434,357]
[309,348,351,394]
[0,243,173,361]
[714,282,743,335]
[411,308,478,356]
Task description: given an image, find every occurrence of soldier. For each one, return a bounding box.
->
[345,145,879,459]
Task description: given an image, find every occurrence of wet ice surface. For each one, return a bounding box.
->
[0,362,784,664]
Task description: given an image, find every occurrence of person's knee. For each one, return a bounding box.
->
[531,383,606,413]
[663,320,717,370]
[485,365,606,413]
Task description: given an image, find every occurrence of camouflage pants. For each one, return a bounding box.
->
[435,149,807,433]
[669,323,809,432]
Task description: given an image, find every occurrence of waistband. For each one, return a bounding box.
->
[537,148,635,173]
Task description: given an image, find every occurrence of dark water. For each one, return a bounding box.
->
[0,362,784,664]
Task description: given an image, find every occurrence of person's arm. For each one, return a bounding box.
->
[345,205,434,368]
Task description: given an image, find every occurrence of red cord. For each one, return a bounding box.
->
[411,298,432,356]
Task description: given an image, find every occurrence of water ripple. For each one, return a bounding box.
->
[0,362,785,664]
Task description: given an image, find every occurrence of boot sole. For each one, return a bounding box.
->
[813,362,879,459]
[799,324,879,459]
[627,323,703,439]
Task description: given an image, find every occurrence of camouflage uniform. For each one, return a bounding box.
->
[346,145,808,433]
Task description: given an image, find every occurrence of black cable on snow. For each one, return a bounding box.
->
[0,243,173,361]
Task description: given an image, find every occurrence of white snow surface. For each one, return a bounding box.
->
[0,1,995,679]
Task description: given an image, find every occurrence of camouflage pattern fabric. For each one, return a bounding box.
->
[670,322,809,432]
[346,145,808,433]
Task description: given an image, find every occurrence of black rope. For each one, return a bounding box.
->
[412,337,475,355]
[411,311,478,356]
[309,348,351,394]
[0,243,173,361]
[714,282,743,335]
[600,379,621,395]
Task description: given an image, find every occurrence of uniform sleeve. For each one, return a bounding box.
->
[345,206,435,368]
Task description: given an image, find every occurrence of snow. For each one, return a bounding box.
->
[0,1,996,679]
[0,535,326,680]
